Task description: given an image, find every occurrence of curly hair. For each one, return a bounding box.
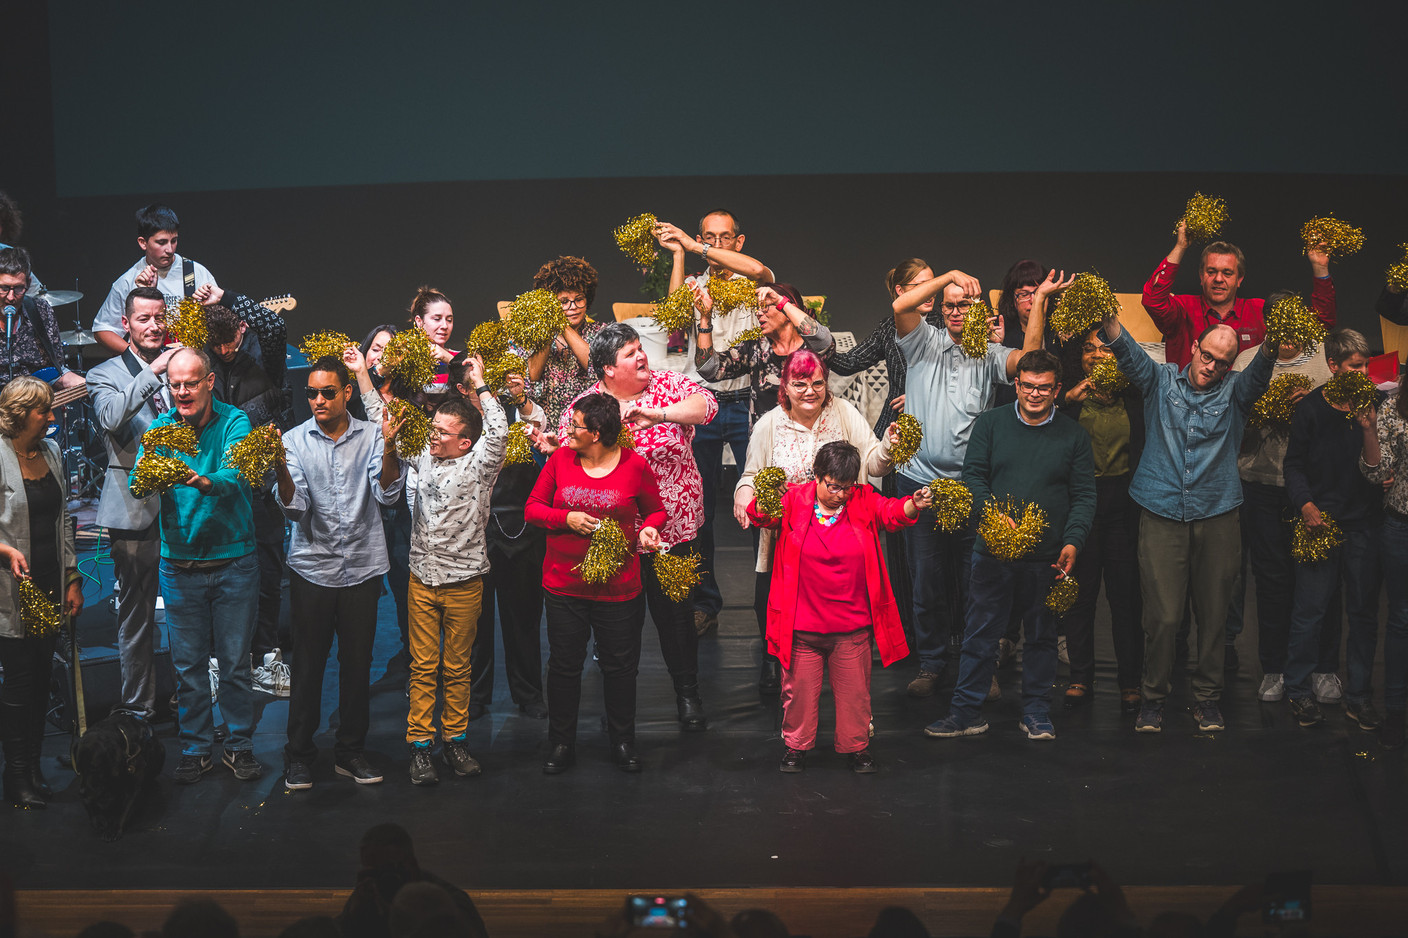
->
[0,191,22,244]
[407,286,452,323]
[533,256,598,309]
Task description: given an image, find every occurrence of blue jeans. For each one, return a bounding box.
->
[1285,525,1382,704]
[898,473,974,673]
[1380,516,1408,712]
[160,553,261,756]
[691,398,750,617]
[951,553,1058,722]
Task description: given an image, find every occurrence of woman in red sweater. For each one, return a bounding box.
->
[749,441,930,773]
[526,393,666,775]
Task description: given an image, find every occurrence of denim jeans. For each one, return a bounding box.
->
[951,553,1058,722]
[1285,524,1383,704]
[691,399,750,617]
[160,553,260,756]
[1381,515,1408,712]
[898,473,974,673]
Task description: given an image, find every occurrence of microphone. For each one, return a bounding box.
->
[3,304,14,343]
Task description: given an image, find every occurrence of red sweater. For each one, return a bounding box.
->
[748,482,915,671]
[525,447,667,601]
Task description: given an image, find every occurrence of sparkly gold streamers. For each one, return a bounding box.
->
[298,331,355,364]
[1249,373,1313,429]
[653,548,702,603]
[483,352,526,393]
[1322,370,1377,420]
[129,454,192,498]
[727,326,763,351]
[505,288,570,353]
[1050,272,1121,338]
[1301,215,1365,257]
[167,298,208,349]
[387,397,432,459]
[927,478,972,534]
[958,300,993,359]
[1045,575,1079,614]
[614,213,659,268]
[978,497,1048,561]
[616,425,636,449]
[653,284,696,333]
[1386,243,1408,292]
[465,321,509,359]
[504,421,534,465]
[17,577,61,637]
[1086,354,1130,396]
[1263,295,1326,352]
[889,413,923,469]
[379,326,437,390]
[1291,512,1344,564]
[753,466,787,519]
[576,518,630,585]
[707,275,759,313]
[222,423,284,487]
[141,422,198,456]
[1177,191,1228,241]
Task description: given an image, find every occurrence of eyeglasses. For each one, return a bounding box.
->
[787,380,827,393]
[0,284,27,297]
[940,301,975,313]
[700,233,737,246]
[168,380,208,392]
[1195,347,1233,373]
[1016,381,1057,396]
[568,422,589,432]
[305,386,341,400]
[559,297,588,310]
[1013,289,1038,301]
[429,426,469,439]
[822,481,859,495]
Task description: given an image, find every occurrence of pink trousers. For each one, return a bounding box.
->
[780,628,872,753]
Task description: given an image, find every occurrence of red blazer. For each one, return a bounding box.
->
[748,482,915,671]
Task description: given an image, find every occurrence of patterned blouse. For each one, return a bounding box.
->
[533,319,606,430]
[695,322,834,428]
[559,369,718,549]
[1362,392,1408,516]
[0,296,68,389]
[829,310,944,438]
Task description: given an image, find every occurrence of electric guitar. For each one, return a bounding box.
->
[259,294,297,314]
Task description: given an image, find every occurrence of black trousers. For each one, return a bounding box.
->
[251,492,289,660]
[640,539,700,688]
[470,530,546,707]
[1064,474,1144,688]
[544,591,644,747]
[283,572,380,762]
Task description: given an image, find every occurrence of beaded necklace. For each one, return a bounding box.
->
[813,501,843,527]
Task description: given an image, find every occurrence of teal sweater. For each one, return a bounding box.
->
[132,399,254,561]
[961,402,1096,562]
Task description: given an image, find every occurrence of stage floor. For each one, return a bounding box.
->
[4,506,1405,900]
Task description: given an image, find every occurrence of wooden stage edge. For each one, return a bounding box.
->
[14,886,1408,937]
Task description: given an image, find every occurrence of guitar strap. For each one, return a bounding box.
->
[22,294,63,370]
[182,256,196,297]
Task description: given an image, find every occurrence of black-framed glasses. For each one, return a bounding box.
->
[0,284,27,297]
[1016,381,1057,396]
[1195,347,1233,374]
[1013,288,1038,301]
[305,386,341,400]
[559,297,588,310]
[822,481,859,495]
[568,422,590,432]
[941,301,975,313]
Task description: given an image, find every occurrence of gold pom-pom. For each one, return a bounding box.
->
[379,326,437,390]
[653,548,702,603]
[727,326,763,351]
[889,413,923,468]
[17,577,61,637]
[1322,370,1377,420]
[707,275,759,313]
[465,321,509,359]
[386,397,432,459]
[505,288,570,353]
[1301,215,1365,258]
[141,421,198,456]
[1046,575,1080,614]
[978,497,1048,561]
[167,298,209,349]
[753,466,787,519]
[1263,295,1326,352]
[1086,355,1130,396]
[1249,373,1313,429]
[927,478,972,534]
[483,352,526,393]
[653,284,696,333]
[504,421,534,465]
[222,422,284,487]
[1177,191,1228,241]
[958,300,993,360]
[1291,512,1345,564]
[576,517,631,585]
[614,213,659,268]
[129,454,192,498]
[1386,243,1408,292]
[298,331,354,364]
[616,425,636,449]
[1050,272,1121,338]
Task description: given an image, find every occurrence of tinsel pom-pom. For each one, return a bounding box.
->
[141,421,199,456]
[1301,215,1365,257]
[614,213,659,268]
[1178,191,1228,241]
[483,352,526,393]
[379,327,437,390]
[958,300,992,360]
[653,549,702,603]
[978,497,1049,561]
[506,288,570,353]
[1386,243,1408,292]
[17,577,61,637]
[1086,355,1130,395]
[465,321,509,359]
[927,478,972,533]
[707,275,759,313]
[1291,512,1345,564]
[1263,295,1326,352]
[387,397,433,458]
[167,298,209,349]
[576,518,631,585]
[1322,370,1377,420]
[222,423,284,487]
[504,421,534,465]
[727,326,763,351]
[1050,272,1121,338]
[1045,575,1080,614]
[889,413,923,468]
[653,285,696,333]
[616,425,636,450]
[129,454,192,498]
[753,466,787,519]
[299,331,355,364]
[1249,373,1313,429]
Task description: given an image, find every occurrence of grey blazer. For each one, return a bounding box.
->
[0,439,76,639]
[87,349,165,532]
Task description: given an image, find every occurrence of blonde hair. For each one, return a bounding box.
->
[0,376,53,438]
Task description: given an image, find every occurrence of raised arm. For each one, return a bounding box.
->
[1142,220,1189,334]
[1003,270,1073,378]
[893,269,981,337]
[653,221,775,282]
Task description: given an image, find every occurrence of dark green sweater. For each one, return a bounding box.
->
[961,402,1096,562]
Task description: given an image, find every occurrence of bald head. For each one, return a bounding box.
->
[168,346,212,378]
[167,346,216,423]
[1189,323,1239,390]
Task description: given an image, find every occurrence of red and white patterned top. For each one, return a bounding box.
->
[559,369,718,550]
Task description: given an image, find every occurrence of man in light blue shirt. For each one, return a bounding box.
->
[276,355,404,791]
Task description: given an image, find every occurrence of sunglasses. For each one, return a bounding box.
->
[305,386,342,400]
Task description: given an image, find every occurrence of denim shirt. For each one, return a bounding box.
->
[1108,329,1272,522]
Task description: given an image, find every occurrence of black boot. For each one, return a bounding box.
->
[27,702,51,799]
[2,702,45,809]
[674,681,707,733]
[758,658,781,696]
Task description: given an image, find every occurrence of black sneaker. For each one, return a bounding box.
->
[173,753,212,785]
[1192,702,1225,732]
[285,761,313,791]
[1346,702,1382,731]
[409,743,439,786]
[1290,697,1325,728]
[442,737,482,777]
[223,749,263,781]
[335,754,384,785]
[779,747,806,773]
[518,700,548,720]
[848,749,878,774]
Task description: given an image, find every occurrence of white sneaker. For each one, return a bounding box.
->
[253,649,292,698]
[1057,636,1070,666]
[1312,672,1343,704]
[209,657,220,702]
[1257,673,1284,702]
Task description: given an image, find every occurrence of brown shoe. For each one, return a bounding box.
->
[907,670,941,698]
[1063,683,1091,709]
[986,675,1001,701]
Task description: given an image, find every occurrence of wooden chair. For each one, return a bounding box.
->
[612,302,657,323]
[496,301,512,320]
[1382,317,1408,365]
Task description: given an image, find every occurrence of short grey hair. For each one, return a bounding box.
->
[589,322,641,379]
[169,346,213,377]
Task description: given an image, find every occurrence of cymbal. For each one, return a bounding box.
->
[40,290,84,306]
[61,328,101,348]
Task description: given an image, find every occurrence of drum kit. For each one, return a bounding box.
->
[36,288,107,499]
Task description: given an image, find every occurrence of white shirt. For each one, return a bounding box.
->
[93,254,218,337]
[682,270,756,394]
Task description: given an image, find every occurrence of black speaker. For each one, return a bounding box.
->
[50,648,176,732]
